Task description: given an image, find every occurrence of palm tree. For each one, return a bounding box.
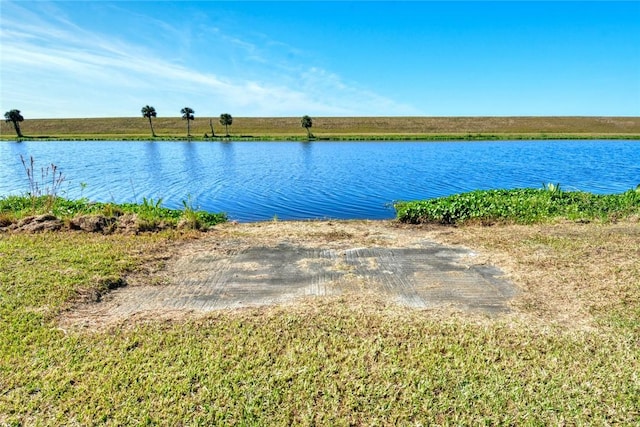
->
[301,115,313,138]
[141,105,157,137]
[219,113,233,137]
[4,109,24,138]
[181,107,195,136]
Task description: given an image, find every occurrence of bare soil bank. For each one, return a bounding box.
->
[3,116,639,140]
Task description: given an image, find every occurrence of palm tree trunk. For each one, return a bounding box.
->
[13,121,23,138]
[187,120,191,137]
[148,116,156,137]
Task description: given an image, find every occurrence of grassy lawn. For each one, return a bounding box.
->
[1,219,639,425]
[2,116,639,140]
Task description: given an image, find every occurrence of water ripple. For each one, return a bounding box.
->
[1,140,639,221]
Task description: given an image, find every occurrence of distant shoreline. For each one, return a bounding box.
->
[2,116,639,141]
[3,135,640,142]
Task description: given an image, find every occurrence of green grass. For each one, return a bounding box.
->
[395,186,640,225]
[1,231,639,424]
[2,116,639,140]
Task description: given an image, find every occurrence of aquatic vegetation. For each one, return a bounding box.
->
[395,186,640,225]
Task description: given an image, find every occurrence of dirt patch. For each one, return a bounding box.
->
[59,219,639,330]
[7,214,64,233]
[60,220,518,328]
[1,213,189,234]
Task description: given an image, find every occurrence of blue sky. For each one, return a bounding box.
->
[1,1,638,118]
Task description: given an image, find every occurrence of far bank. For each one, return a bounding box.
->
[2,116,639,141]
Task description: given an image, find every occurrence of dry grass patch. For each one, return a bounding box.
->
[428,219,640,329]
[3,116,639,139]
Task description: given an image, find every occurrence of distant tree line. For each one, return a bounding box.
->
[142,106,233,137]
[3,107,314,139]
[139,107,313,139]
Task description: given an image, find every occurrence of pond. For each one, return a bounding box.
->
[1,140,638,221]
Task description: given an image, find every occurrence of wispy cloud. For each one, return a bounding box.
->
[0,1,418,118]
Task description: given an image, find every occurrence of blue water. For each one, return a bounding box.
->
[1,140,638,221]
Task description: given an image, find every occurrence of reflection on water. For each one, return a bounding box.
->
[1,140,639,221]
